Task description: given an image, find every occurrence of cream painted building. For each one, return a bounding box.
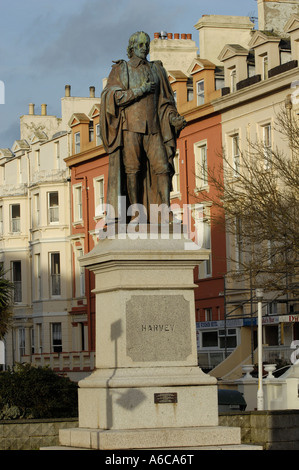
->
[210,10,299,380]
[0,86,99,379]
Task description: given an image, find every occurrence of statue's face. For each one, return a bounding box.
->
[132,32,150,60]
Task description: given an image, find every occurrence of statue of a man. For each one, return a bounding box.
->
[100,31,186,224]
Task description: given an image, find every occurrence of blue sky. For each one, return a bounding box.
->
[0,0,258,149]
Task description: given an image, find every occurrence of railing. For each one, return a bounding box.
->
[21,351,95,374]
[263,346,293,365]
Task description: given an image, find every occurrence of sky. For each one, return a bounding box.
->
[0,0,258,149]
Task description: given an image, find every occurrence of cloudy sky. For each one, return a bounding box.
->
[0,0,258,149]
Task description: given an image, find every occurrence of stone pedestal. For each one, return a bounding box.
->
[58,231,259,450]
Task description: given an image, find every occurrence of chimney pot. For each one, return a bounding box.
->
[29,103,35,115]
[154,32,160,39]
[167,33,173,39]
[174,33,180,39]
[181,33,187,39]
[65,85,71,97]
[89,86,95,98]
[187,33,192,39]
[41,103,47,116]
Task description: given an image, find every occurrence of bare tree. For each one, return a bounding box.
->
[197,107,299,296]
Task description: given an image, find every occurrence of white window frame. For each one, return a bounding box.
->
[73,184,83,223]
[263,123,272,169]
[170,150,180,197]
[194,140,208,190]
[196,79,205,106]
[193,204,212,278]
[75,132,80,154]
[232,134,240,176]
[11,260,22,303]
[230,67,237,93]
[51,322,62,353]
[75,248,85,297]
[32,193,40,228]
[34,253,41,300]
[48,191,59,224]
[96,123,102,146]
[93,176,105,218]
[10,204,21,233]
[50,252,61,297]
[262,53,269,80]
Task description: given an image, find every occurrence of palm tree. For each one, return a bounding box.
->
[0,265,14,340]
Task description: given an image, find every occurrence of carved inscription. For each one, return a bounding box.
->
[126,295,192,362]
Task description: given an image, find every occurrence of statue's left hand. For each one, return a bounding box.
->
[170,114,187,131]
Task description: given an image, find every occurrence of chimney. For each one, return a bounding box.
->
[174,33,180,39]
[29,103,35,115]
[41,103,47,116]
[89,86,95,98]
[65,85,71,97]
[167,33,173,39]
[154,32,160,39]
[181,34,187,40]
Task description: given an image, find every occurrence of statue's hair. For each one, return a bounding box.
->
[127,31,150,58]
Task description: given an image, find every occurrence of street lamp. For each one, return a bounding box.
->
[256,288,264,410]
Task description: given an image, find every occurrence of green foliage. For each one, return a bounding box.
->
[0,363,78,419]
[0,265,14,339]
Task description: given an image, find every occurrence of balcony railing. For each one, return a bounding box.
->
[21,351,95,374]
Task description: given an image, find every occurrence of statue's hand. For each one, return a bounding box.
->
[140,80,156,94]
[170,114,186,131]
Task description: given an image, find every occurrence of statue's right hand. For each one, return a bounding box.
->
[141,81,155,94]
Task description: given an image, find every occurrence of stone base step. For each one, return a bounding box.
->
[57,426,262,450]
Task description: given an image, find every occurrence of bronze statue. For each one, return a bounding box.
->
[100,31,186,224]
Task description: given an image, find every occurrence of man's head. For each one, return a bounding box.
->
[127,31,150,60]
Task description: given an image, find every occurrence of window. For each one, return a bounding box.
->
[48,192,59,224]
[94,176,105,217]
[187,78,194,101]
[230,67,237,92]
[32,193,40,228]
[235,216,243,271]
[76,248,85,297]
[35,254,41,300]
[263,124,272,169]
[215,76,224,90]
[35,150,40,170]
[73,185,83,222]
[89,121,94,142]
[194,205,212,277]
[19,328,25,358]
[219,329,237,349]
[262,54,269,80]
[54,141,60,169]
[75,132,80,154]
[171,151,180,195]
[194,141,208,188]
[201,328,237,349]
[10,204,20,233]
[51,323,62,353]
[205,308,212,321]
[232,134,240,176]
[196,80,204,106]
[0,206,3,235]
[50,253,61,296]
[96,124,102,146]
[12,260,22,302]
